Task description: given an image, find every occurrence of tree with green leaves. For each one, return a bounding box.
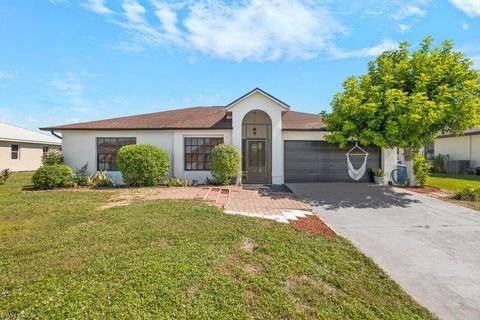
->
[322,36,480,185]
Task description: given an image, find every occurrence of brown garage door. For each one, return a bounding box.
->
[284,141,381,182]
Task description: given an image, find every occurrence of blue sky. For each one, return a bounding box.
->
[0,0,479,131]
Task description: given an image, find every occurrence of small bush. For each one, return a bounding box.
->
[116,144,170,187]
[371,168,385,177]
[211,144,240,185]
[88,171,114,188]
[73,164,90,186]
[0,168,11,185]
[42,149,64,166]
[453,185,480,202]
[165,177,190,187]
[432,154,448,173]
[31,164,74,189]
[413,153,432,187]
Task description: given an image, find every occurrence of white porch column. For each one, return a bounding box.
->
[270,111,283,184]
[381,148,397,183]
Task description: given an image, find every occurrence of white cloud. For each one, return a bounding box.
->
[84,0,348,61]
[449,0,480,17]
[0,71,18,79]
[50,72,84,98]
[462,21,469,29]
[391,5,426,20]
[83,0,113,15]
[458,43,480,69]
[330,39,398,59]
[122,0,146,24]
[182,0,346,61]
[398,24,412,33]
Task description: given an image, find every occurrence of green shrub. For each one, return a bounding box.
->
[165,177,190,187]
[88,171,114,188]
[41,149,64,166]
[453,185,480,201]
[31,164,74,189]
[0,168,11,185]
[116,144,170,187]
[73,164,90,186]
[211,144,240,185]
[413,153,432,187]
[432,154,448,173]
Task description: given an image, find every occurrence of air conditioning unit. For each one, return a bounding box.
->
[445,160,470,174]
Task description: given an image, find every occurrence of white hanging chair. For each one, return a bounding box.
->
[346,142,368,181]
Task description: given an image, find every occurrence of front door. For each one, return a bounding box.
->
[246,140,267,183]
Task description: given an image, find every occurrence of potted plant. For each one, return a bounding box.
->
[372,168,386,185]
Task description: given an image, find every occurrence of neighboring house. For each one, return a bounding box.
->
[425,128,480,168]
[40,88,397,185]
[0,122,61,172]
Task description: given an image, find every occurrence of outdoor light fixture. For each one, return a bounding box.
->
[252,111,257,136]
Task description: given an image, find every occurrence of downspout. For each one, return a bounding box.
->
[50,130,62,140]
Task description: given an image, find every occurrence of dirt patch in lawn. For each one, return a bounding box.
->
[240,236,257,252]
[242,263,264,275]
[99,187,203,210]
[284,274,342,316]
[399,185,454,200]
[290,215,336,238]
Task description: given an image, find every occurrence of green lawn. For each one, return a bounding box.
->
[0,172,435,319]
[427,173,480,192]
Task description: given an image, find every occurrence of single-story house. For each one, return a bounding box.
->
[0,122,61,172]
[424,127,480,170]
[41,88,397,185]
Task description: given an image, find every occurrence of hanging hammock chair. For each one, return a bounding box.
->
[346,142,369,181]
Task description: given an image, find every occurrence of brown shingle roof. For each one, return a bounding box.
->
[41,106,325,131]
[282,111,325,131]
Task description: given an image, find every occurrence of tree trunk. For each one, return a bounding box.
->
[403,147,416,186]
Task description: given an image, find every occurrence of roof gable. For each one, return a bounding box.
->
[226,88,290,112]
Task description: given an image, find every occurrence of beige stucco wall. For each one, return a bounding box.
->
[281,131,327,141]
[61,129,232,185]
[434,135,480,167]
[0,141,60,171]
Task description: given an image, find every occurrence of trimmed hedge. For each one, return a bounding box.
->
[116,144,170,187]
[211,144,240,185]
[31,164,74,189]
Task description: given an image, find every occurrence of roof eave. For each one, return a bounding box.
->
[0,137,61,145]
[40,127,234,131]
[282,128,327,131]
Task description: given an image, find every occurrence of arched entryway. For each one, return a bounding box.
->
[241,110,272,184]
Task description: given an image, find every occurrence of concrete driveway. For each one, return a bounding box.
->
[287,183,480,320]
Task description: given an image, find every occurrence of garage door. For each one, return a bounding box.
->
[284,141,381,182]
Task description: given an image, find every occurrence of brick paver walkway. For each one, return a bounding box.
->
[226,187,310,214]
[103,185,314,224]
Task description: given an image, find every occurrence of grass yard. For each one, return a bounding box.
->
[0,172,435,319]
[427,173,480,192]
